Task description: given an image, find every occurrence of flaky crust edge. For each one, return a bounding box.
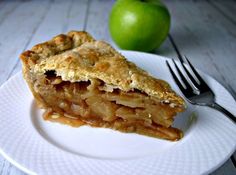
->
[20,31,185,107]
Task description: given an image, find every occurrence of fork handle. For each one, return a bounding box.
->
[208,103,236,123]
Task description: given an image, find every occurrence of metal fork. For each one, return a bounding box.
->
[166,57,236,123]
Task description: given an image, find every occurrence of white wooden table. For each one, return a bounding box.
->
[0,0,235,174]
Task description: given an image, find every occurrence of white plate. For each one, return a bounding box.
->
[0,51,236,175]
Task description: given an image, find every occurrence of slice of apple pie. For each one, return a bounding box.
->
[20,31,185,141]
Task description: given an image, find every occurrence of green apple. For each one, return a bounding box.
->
[109,0,170,52]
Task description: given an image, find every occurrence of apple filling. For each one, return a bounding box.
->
[33,71,183,140]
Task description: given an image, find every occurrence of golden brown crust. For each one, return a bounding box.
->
[20,31,185,106]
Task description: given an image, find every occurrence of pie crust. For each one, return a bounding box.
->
[20,31,185,141]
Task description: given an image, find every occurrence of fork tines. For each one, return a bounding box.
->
[166,56,210,97]
[166,54,236,124]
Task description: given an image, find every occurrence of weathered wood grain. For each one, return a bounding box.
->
[0,155,24,175]
[0,0,20,26]
[85,0,115,45]
[0,158,11,175]
[208,0,236,25]
[64,0,88,32]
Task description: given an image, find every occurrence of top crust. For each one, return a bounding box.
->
[20,31,185,106]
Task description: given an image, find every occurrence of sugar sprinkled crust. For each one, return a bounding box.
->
[20,31,185,106]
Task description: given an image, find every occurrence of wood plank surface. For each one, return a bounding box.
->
[0,0,20,26]
[208,0,236,25]
[0,0,235,174]
[85,0,114,44]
